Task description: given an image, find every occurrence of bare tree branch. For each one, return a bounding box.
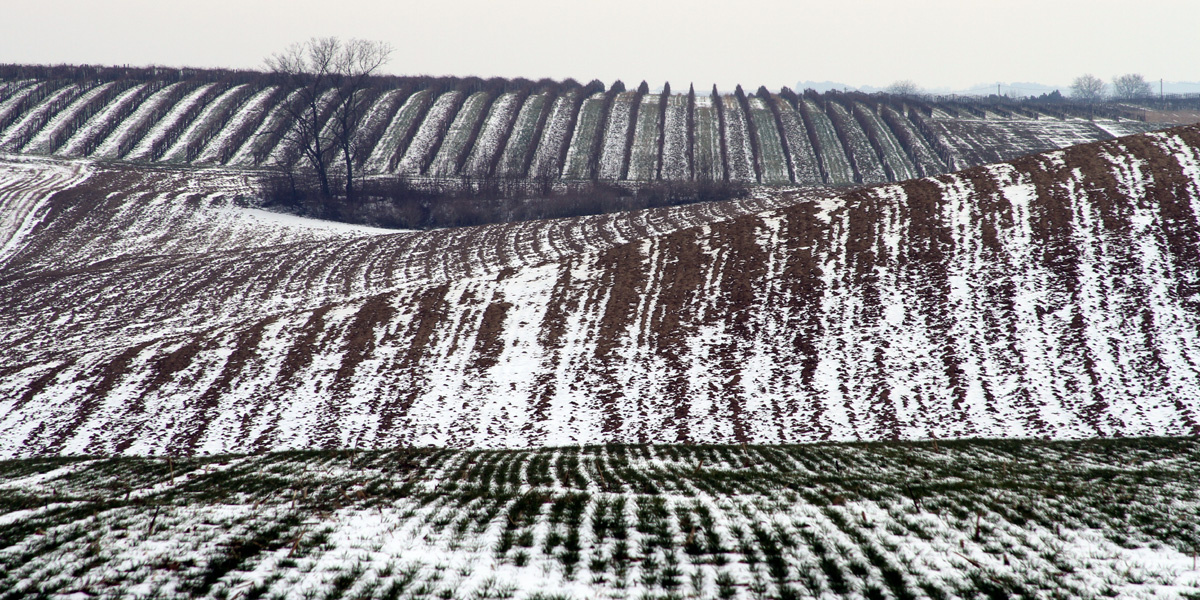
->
[1112,73,1153,100]
[265,37,392,200]
[1070,74,1106,103]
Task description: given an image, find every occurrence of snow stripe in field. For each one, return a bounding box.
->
[496,92,547,178]
[20,82,117,155]
[397,91,462,176]
[528,90,578,179]
[462,92,520,178]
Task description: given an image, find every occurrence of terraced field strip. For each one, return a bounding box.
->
[56,83,155,158]
[345,88,407,169]
[799,98,855,185]
[0,82,50,132]
[0,83,86,152]
[428,91,493,177]
[124,83,220,161]
[228,88,304,167]
[1,438,1196,600]
[193,85,282,165]
[495,92,547,178]
[597,91,636,181]
[660,94,690,181]
[562,92,606,180]
[396,90,463,175]
[159,83,255,163]
[748,97,791,184]
[90,82,191,160]
[266,87,345,167]
[462,92,521,178]
[692,96,724,182]
[529,90,578,179]
[774,98,822,185]
[626,93,662,181]
[362,89,429,173]
[721,96,757,183]
[853,102,919,181]
[880,105,946,177]
[17,81,118,155]
[826,100,888,184]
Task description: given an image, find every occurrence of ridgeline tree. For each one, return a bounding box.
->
[1111,73,1153,100]
[885,80,921,96]
[1070,74,1106,103]
[267,37,392,200]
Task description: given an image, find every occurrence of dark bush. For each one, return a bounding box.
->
[263,172,749,230]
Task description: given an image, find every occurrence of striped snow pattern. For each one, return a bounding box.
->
[495,92,547,178]
[362,89,429,173]
[0,77,1179,186]
[721,96,756,183]
[427,91,491,177]
[3,126,1199,455]
[528,90,578,179]
[692,96,724,182]
[462,92,520,177]
[748,97,791,184]
[597,91,636,180]
[562,92,607,180]
[627,94,662,181]
[775,98,822,185]
[660,95,690,181]
[397,90,462,175]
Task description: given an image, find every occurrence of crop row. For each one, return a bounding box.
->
[1,437,1197,599]
[1,69,1164,187]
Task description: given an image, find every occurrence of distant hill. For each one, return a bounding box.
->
[0,65,1187,195]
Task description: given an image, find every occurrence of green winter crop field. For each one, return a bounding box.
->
[3,437,1199,599]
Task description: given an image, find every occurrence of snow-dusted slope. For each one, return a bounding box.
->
[2,74,1192,187]
[2,125,1200,456]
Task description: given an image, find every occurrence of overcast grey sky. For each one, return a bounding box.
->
[3,0,1197,93]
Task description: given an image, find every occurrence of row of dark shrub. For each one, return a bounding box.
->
[264,171,749,230]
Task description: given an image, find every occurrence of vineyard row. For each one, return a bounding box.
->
[0,70,1168,186]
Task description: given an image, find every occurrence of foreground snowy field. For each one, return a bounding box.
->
[2,438,1198,599]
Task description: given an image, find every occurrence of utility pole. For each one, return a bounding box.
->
[998,83,1001,97]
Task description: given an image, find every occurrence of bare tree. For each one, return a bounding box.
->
[1111,73,1153,100]
[266,37,392,199]
[1070,74,1106,103]
[886,80,921,96]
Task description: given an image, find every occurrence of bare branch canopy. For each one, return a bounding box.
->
[266,37,393,200]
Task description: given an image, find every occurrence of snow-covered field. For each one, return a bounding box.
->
[2,438,1197,599]
[1,73,1188,188]
[2,124,1199,457]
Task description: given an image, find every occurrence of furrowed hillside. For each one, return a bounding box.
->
[0,66,1185,189]
[2,124,1199,456]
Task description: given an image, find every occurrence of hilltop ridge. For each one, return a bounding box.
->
[0,65,1186,193]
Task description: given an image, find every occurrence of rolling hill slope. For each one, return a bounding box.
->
[2,123,1199,457]
[0,68,1184,189]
